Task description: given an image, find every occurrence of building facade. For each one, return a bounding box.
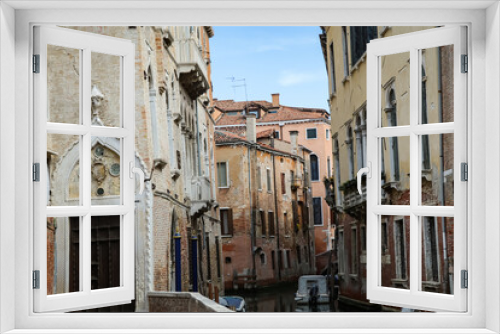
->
[215,116,315,290]
[46,26,223,312]
[321,26,455,310]
[213,95,333,273]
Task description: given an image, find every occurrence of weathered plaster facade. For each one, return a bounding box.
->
[215,124,315,290]
[46,26,222,312]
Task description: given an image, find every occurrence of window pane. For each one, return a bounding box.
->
[313,198,322,226]
[47,134,80,206]
[420,45,454,124]
[91,215,121,290]
[421,134,454,206]
[381,136,410,204]
[47,216,81,294]
[421,216,454,294]
[381,215,410,290]
[306,128,317,139]
[217,162,227,187]
[47,45,80,124]
[91,52,121,127]
[91,137,121,205]
[310,155,319,181]
[380,51,410,127]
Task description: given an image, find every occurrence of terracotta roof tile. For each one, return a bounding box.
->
[256,129,275,139]
[214,130,249,144]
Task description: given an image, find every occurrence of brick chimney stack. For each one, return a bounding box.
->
[289,130,299,155]
[246,114,257,143]
[271,93,280,107]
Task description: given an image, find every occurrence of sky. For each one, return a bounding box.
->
[210,26,329,112]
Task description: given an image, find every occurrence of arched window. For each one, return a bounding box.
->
[310,154,319,181]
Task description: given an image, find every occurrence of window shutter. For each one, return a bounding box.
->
[227,208,234,236]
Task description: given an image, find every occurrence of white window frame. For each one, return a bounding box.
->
[305,127,318,139]
[1,3,497,334]
[366,26,467,312]
[33,25,137,313]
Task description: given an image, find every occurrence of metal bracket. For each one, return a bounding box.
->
[33,270,40,289]
[33,54,40,73]
[461,54,468,73]
[461,270,468,289]
[461,163,468,182]
[33,163,40,182]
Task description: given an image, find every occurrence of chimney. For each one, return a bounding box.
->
[246,114,257,143]
[271,93,280,108]
[289,131,298,155]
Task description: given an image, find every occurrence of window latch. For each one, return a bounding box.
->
[129,161,145,195]
[356,162,371,195]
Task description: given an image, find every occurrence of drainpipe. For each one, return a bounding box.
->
[437,46,450,294]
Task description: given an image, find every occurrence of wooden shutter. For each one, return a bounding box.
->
[227,208,233,235]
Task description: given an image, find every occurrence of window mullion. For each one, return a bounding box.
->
[409,46,420,295]
[82,48,92,294]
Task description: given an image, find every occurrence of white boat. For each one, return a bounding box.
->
[219,296,246,312]
[295,275,330,305]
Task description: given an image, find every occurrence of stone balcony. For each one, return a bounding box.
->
[174,38,209,99]
[342,180,366,220]
[190,175,213,218]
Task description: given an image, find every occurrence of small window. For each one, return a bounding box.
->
[217,162,228,188]
[220,208,233,236]
[306,128,317,139]
[326,128,330,140]
[351,226,358,275]
[281,173,286,194]
[268,211,275,236]
[260,210,267,236]
[296,245,301,264]
[225,257,232,264]
[257,166,262,190]
[260,253,266,265]
[310,154,319,181]
[274,130,280,139]
[313,197,322,226]
[266,168,272,192]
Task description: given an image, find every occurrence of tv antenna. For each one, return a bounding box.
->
[226,76,249,114]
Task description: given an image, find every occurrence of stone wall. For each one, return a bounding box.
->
[148,292,231,312]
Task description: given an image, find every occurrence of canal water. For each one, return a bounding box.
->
[228,282,339,312]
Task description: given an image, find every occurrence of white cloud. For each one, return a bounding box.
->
[278,70,321,87]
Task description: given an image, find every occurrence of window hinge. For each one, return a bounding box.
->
[33,163,40,182]
[461,54,468,73]
[461,162,468,181]
[461,270,468,289]
[33,54,40,73]
[33,270,40,289]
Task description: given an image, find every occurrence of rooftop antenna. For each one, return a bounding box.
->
[226,76,249,115]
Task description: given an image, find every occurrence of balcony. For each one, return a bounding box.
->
[341,179,366,220]
[190,175,213,218]
[174,38,209,99]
